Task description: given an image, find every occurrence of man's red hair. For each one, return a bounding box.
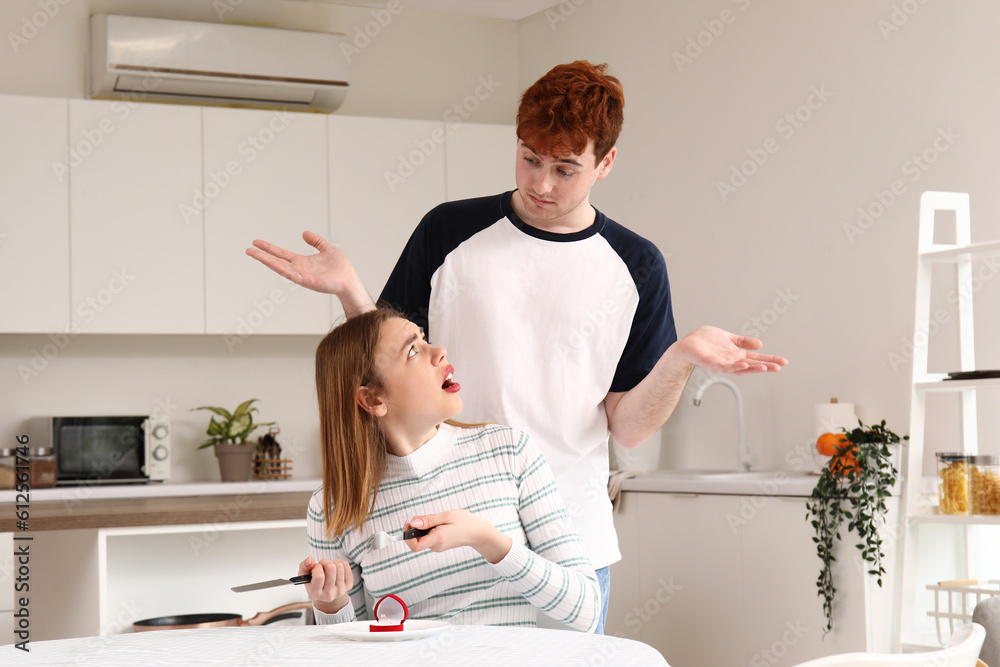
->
[516,61,624,163]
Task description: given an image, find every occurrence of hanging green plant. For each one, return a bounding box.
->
[805,419,908,635]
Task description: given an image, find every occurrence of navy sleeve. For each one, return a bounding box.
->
[603,224,678,393]
[378,193,508,336]
[378,212,435,332]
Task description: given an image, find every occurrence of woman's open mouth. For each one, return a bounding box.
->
[442,365,460,393]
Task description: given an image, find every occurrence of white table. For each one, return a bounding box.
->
[2,624,669,666]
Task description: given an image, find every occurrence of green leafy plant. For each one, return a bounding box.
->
[193,399,275,450]
[805,419,908,635]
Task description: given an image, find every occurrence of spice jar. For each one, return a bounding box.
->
[936,452,969,515]
[969,455,1000,516]
[29,447,58,489]
[0,447,16,490]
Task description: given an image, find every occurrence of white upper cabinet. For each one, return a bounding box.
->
[445,122,515,202]
[202,107,331,335]
[0,95,70,332]
[68,100,204,333]
[328,116,447,310]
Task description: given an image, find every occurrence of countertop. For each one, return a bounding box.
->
[0,471,826,533]
[620,469,821,496]
[0,478,321,532]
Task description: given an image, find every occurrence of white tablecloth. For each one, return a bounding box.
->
[2,625,669,666]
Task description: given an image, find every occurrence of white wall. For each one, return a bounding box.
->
[4,0,999,481]
[519,0,1000,474]
[0,0,518,482]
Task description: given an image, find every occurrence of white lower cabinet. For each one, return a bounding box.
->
[30,521,307,640]
[607,492,878,666]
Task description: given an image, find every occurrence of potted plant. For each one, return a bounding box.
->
[193,399,275,482]
[806,419,908,635]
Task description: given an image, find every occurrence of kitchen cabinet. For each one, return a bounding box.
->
[328,116,448,306]
[69,100,204,333]
[0,95,70,333]
[9,488,315,640]
[445,122,514,201]
[606,490,877,666]
[30,521,308,640]
[203,108,332,335]
[897,191,1000,649]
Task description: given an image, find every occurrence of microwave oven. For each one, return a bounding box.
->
[27,416,170,485]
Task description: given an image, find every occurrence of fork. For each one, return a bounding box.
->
[365,527,430,552]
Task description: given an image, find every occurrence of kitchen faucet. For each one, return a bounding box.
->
[692,376,751,472]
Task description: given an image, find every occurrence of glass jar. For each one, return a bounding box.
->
[29,447,58,489]
[0,447,16,490]
[936,452,969,515]
[969,455,1000,516]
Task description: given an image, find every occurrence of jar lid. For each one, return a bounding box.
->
[969,455,1000,465]
[30,447,53,457]
[936,452,969,462]
[0,447,15,457]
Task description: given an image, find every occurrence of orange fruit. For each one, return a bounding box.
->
[816,432,849,457]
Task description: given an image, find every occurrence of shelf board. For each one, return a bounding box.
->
[914,374,1000,392]
[919,239,1000,262]
[907,508,1000,525]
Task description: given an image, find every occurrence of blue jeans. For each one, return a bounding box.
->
[595,566,610,634]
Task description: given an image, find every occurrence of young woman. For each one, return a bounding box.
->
[298,308,599,632]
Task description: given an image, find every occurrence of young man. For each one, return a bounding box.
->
[248,61,786,634]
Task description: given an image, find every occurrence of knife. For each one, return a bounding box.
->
[232,528,430,592]
[231,574,312,593]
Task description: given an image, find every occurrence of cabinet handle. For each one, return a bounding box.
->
[668,493,700,498]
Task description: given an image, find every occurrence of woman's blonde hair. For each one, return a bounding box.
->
[315,308,401,537]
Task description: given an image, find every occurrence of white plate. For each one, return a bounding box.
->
[323,620,450,642]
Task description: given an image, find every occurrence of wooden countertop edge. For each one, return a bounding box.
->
[1,491,313,532]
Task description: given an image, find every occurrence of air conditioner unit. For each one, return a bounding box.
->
[89,15,349,113]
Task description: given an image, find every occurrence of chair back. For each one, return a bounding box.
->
[790,623,986,666]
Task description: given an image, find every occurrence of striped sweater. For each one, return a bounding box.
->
[306,422,599,632]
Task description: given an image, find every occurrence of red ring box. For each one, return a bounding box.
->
[370,594,408,632]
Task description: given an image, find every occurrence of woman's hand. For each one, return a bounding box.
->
[298,556,353,615]
[405,510,512,564]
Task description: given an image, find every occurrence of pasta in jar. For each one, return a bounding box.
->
[937,452,969,515]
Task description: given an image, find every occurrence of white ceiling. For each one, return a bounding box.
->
[288,0,562,21]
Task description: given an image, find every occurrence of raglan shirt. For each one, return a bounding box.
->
[308,423,599,632]
[379,191,677,569]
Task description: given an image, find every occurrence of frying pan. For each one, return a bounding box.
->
[133,601,313,632]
